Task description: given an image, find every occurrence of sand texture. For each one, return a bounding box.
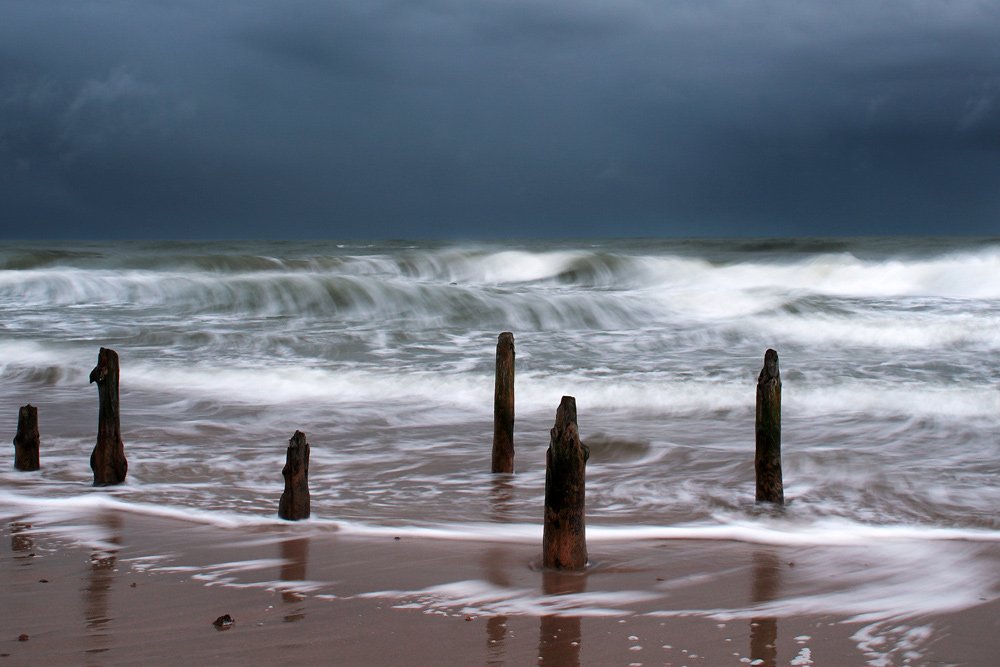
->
[2,509,998,666]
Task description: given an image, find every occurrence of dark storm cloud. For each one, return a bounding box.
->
[1,0,998,238]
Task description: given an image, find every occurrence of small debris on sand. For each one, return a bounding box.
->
[212,614,234,630]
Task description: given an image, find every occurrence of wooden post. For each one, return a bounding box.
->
[278,430,310,520]
[542,396,589,570]
[755,348,783,504]
[13,404,40,471]
[491,332,515,473]
[89,347,127,486]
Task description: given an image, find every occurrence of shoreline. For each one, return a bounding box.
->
[3,507,997,666]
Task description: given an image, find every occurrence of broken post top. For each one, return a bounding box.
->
[759,348,780,384]
[551,396,578,445]
[289,430,308,449]
[89,347,120,385]
[15,405,38,438]
[548,395,588,477]
[497,331,514,350]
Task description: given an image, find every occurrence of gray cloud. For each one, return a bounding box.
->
[1,0,998,238]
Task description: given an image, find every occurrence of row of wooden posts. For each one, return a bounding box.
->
[10,336,784,572]
[490,333,784,570]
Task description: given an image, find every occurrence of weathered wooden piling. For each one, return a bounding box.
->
[89,347,127,486]
[278,430,311,520]
[13,404,40,471]
[491,332,515,473]
[542,396,589,570]
[755,348,783,505]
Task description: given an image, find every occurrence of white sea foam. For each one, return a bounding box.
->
[3,246,1000,318]
[851,622,934,667]
[646,249,1000,301]
[0,490,284,530]
[358,579,661,617]
[4,490,997,547]
[1,239,997,594]
[348,539,996,622]
[113,360,999,421]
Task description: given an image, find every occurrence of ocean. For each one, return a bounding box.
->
[1,238,998,636]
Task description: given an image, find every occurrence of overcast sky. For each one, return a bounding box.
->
[1,1,998,239]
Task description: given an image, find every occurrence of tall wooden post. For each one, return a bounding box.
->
[13,404,40,471]
[278,430,311,520]
[542,396,589,570]
[755,348,783,504]
[492,332,515,473]
[89,347,127,486]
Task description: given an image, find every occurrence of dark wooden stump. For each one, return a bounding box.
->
[13,404,40,471]
[278,430,310,520]
[755,348,783,504]
[89,348,127,486]
[542,396,589,570]
[491,332,515,473]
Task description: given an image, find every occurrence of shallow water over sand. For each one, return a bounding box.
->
[1,238,997,533]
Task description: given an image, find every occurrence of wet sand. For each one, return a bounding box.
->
[2,510,998,666]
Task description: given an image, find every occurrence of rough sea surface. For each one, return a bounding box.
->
[1,238,998,647]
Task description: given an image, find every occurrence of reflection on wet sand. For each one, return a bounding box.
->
[10,521,33,558]
[485,478,518,664]
[280,537,309,622]
[84,513,122,661]
[750,549,780,667]
[486,615,508,667]
[537,569,585,667]
[480,546,513,665]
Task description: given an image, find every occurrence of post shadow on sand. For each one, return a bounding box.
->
[84,513,123,660]
[480,546,514,666]
[749,548,782,667]
[279,537,310,622]
[10,521,34,558]
[537,569,586,667]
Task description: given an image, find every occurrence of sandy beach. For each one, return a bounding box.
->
[3,507,997,666]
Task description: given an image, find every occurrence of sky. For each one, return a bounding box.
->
[1,0,998,239]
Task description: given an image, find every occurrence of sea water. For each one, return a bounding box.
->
[1,238,998,631]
